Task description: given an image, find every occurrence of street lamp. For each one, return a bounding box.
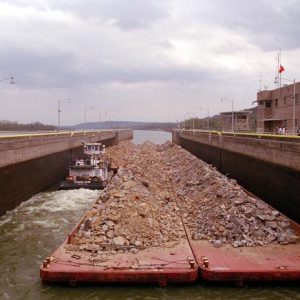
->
[1,76,15,121]
[220,98,234,132]
[185,112,195,129]
[191,112,195,130]
[200,106,210,130]
[275,76,296,135]
[292,78,296,135]
[0,76,15,84]
[84,106,94,124]
[184,112,191,129]
[57,98,71,131]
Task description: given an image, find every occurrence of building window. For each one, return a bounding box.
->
[284,97,288,105]
[265,101,272,107]
[295,119,298,127]
[283,120,287,127]
[295,94,300,105]
[275,99,278,106]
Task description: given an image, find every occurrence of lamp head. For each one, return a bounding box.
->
[10,76,15,84]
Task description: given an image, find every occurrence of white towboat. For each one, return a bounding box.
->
[59,142,111,190]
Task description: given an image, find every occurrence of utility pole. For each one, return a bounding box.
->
[231,99,234,132]
[207,107,210,131]
[84,106,93,124]
[57,98,71,131]
[293,78,296,135]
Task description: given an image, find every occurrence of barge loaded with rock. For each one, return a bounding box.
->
[41,141,300,286]
[161,142,300,284]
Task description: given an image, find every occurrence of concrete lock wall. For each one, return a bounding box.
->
[0,129,133,216]
[173,130,300,223]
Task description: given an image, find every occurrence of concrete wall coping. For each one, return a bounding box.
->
[0,129,133,169]
[0,129,130,141]
[173,129,300,172]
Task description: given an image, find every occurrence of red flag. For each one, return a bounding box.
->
[279,65,285,73]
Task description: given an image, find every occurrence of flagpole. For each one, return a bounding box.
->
[279,49,282,88]
[277,50,280,88]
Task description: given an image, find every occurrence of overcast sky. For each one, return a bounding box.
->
[0,0,299,125]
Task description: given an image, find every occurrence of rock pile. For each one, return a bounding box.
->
[161,141,298,247]
[69,142,186,256]
[67,140,298,257]
[106,141,135,168]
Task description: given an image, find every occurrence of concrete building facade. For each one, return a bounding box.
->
[220,109,256,132]
[256,82,300,134]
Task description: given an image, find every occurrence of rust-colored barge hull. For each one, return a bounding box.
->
[186,191,300,284]
[40,240,198,286]
[192,240,300,283]
[40,209,198,286]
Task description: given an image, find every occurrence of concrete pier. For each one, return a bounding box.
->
[0,129,133,215]
[173,130,300,222]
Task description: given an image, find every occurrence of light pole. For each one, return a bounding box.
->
[192,113,195,130]
[108,114,111,129]
[293,78,296,135]
[185,112,190,129]
[57,98,71,131]
[84,106,94,124]
[275,76,296,134]
[200,106,210,130]
[221,98,234,132]
[1,76,15,121]
[0,76,15,84]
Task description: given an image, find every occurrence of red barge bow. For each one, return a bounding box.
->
[40,215,198,286]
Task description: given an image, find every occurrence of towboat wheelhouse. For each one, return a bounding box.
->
[59,142,109,190]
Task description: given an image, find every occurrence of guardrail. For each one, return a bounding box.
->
[175,129,300,142]
[0,129,118,140]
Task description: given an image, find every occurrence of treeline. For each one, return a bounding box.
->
[180,115,223,130]
[132,122,177,130]
[180,107,257,131]
[0,120,56,131]
[69,121,177,130]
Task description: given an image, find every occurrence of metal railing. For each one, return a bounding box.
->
[176,129,300,142]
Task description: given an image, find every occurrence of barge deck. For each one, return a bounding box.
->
[192,240,300,284]
[185,192,300,284]
[40,211,198,286]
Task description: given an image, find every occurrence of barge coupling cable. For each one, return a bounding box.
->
[52,259,190,270]
[168,173,198,266]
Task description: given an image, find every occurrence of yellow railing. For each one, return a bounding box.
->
[0,129,116,140]
[177,129,300,140]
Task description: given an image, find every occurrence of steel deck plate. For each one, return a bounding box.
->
[191,240,300,283]
[40,239,198,286]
